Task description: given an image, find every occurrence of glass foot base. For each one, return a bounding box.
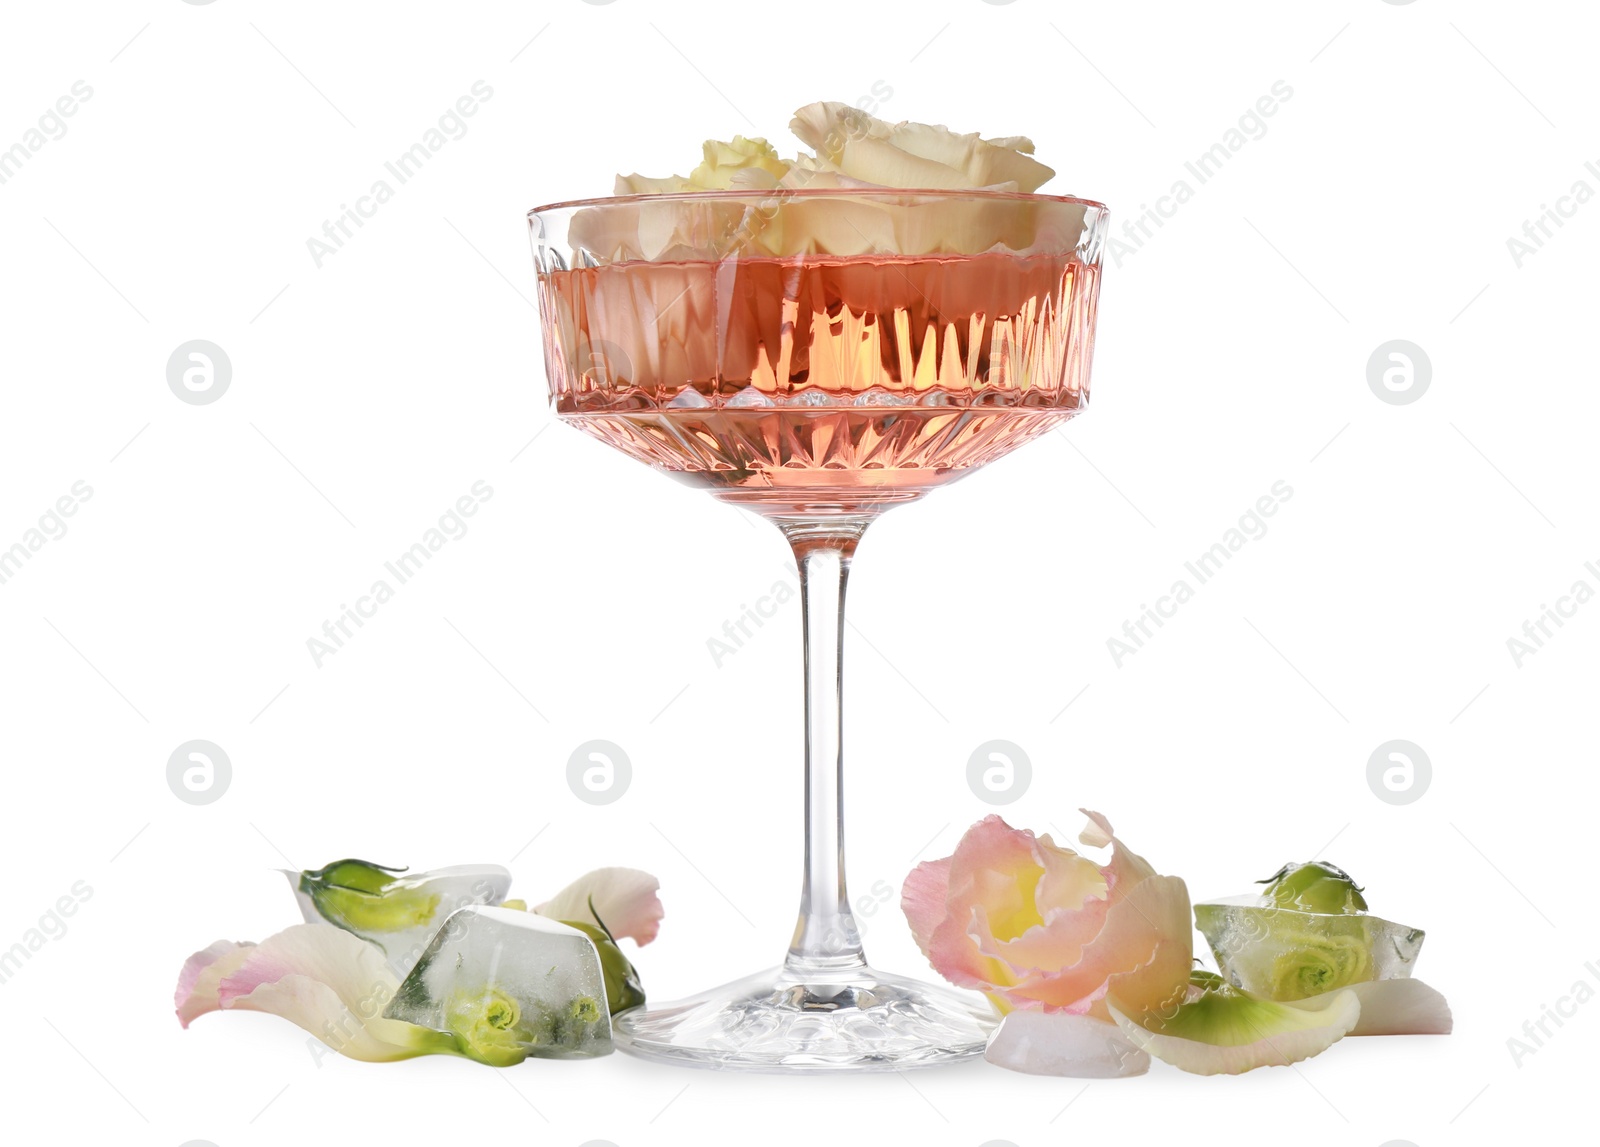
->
[612,965,996,1073]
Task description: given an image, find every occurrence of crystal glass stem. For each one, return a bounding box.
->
[779,515,875,978]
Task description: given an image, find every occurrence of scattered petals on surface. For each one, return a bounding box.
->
[1109,986,1360,1076]
[534,867,664,946]
[986,1009,1149,1078]
[1339,978,1453,1036]
[182,924,441,1062]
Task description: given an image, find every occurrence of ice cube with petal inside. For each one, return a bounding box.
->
[1194,895,1426,1002]
[285,863,512,976]
[383,906,612,1062]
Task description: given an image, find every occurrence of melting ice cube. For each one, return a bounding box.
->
[286,862,512,977]
[383,906,612,1064]
[1194,895,1426,1002]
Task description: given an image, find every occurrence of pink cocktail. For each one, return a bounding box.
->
[532,189,1107,1070]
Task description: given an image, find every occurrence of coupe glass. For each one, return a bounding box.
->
[529,188,1106,1071]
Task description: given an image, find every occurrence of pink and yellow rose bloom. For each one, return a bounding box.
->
[902,811,1193,1022]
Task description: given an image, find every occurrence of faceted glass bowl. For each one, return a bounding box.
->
[528,189,1109,1070]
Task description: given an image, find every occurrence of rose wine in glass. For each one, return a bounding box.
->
[531,189,1106,1070]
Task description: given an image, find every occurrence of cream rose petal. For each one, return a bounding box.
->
[1079,809,1159,889]
[789,102,1054,192]
[1098,875,1196,1017]
[534,866,664,946]
[175,940,255,1028]
[985,1009,1150,1078]
[690,136,789,188]
[1109,988,1361,1076]
[1338,978,1453,1036]
[212,924,437,1062]
[614,173,697,195]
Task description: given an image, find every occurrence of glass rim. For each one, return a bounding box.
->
[528,187,1107,218]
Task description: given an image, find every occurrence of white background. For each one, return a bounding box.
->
[1,1,1594,1144]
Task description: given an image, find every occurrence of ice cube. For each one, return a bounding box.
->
[1194,895,1426,1002]
[666,387,710,408]
[726,386,774,407]
[285,862,512,977]
[383,906,612,1064]
[985,1010,1149,1078]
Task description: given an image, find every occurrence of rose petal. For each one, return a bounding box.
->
[175,940,255,1028]
[789,102,1054,192]
[986,1009,1149,1078]
[534,867,663,946]
[1099,876,1196,1017]
[1079,809,1158,890]
[1004,874,1193,1016]
[1109,988,1360,1076]
[214,924,434,1062]
[1339,978,1453,1036]
[901,855,953,960]
[983,842,1107,976]
[919,816,1049,989]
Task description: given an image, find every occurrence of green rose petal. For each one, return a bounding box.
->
[1109,975,1360,1076]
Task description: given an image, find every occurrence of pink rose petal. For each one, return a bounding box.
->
[175,940,255,1028]
[534,867,664,946]
[212,924,430,1062]
[900,855,952,960]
